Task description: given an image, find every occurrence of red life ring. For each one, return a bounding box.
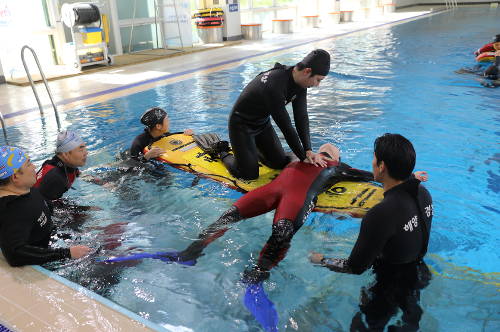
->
[476,52,495,63]
[195,16,224,26]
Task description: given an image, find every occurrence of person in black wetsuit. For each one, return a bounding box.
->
[213,49,331,180]
[0,146,91,267]
[483,49,500,79]
[130,107,194,162]
[175,142,428,284]
[34,130,111,202]
[309,133,433,332]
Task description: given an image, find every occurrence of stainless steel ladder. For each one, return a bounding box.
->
[128,0,184,55]
[0,111,9,145]
[21,45,62,131]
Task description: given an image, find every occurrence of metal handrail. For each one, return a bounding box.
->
[0,111,9,145]
[21,45,61,131]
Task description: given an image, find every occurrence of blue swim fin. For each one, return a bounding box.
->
[243,282,278,332]
[103,251,195,265]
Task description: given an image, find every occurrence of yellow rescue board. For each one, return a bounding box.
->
[146,134,384,217]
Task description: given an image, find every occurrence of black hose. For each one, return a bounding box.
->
[72,4,101,27]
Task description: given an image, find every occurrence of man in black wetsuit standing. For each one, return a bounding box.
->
[215,49,331,180]
[309,133,433,332]
[0,146,91,267]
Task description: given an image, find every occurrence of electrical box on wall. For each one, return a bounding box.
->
[202,0,242,41]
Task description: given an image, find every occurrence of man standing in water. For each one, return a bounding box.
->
[309,133,433,332]
[214,49,331,180]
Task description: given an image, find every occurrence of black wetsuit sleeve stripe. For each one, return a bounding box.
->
[347,204,394,273]
[292,89,312,152]
[7,245,71,267]
[263,85,307,161]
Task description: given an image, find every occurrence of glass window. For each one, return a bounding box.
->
[277,0,295,6]
[276,7,296,19]
[240,0,251,10]
[253,10,275,31]
[117,0,156,20]
[240,11,253,24]
[253,0,274,9]
[120,25,162,53]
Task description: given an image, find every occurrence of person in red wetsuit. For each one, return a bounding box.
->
[474,34,500,57]
[34,130,110,202]
[177,142,427,283]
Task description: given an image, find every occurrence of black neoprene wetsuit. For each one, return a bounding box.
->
[223,63,312,180]
[319,176,433,274]
[317,177,433,332]
[34,156,80,201]
[180,155,375,282]
[0,188,71,267]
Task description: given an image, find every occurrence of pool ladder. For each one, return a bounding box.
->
[0,46,62,145]
[445,0,458,10]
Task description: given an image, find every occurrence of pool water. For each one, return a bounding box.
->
[4,6,500,331]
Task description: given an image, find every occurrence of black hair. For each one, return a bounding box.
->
[484,65,499,78]
[374,133,416,181]
[141,107,167,128]
[0,176,12,187]
[492,34,500,44]
[295,62,320,78]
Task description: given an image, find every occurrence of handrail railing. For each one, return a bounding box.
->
[0,111,9,145]
[21,45,61,131]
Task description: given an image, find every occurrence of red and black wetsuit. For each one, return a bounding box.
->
[179,154,374,280]
[222,63,312,180]
[0,187,71,267]
[475,43,495,56]
[34,156,80,201]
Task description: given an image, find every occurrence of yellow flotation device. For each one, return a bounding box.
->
[193,7,224,17]
[145,134,384,217]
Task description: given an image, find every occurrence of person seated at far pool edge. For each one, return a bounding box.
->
[34,130,113,202]
[0,146,91,267]
[130,107,194,162]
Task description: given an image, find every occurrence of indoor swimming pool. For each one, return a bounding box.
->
[2,6,500,332]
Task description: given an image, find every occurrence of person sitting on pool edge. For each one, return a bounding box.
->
[174,142,427,285]
[474,34,500,58]
[130,107,194,162]
[211,49,331,180]
[34,130,112,202]
[309,133,433,332]
[0,146,91,267]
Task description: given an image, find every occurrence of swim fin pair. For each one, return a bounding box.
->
[243,282,279,332]
[103,251,195,265]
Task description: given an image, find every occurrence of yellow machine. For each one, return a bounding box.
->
[145,134,384,217]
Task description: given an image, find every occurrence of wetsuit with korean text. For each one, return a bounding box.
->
[318,178,433,331]
[224,63,312,180]
[34,156,80,201]
[0,187,71,267]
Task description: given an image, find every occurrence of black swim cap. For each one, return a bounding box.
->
[141,107,167,127]
[484,65,500,78]
[301,49,331,76]
[492,34,500,43]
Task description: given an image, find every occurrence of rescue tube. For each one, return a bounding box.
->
[193,7,224,18]
[145,134,384,217]
[195,16,224,27]
[476,52,495,63]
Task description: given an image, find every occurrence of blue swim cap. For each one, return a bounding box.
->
[0,146,27,179]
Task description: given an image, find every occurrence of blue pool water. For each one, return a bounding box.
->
[3,7,500,331]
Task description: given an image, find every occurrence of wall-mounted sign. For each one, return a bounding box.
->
[229,4,238,12]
